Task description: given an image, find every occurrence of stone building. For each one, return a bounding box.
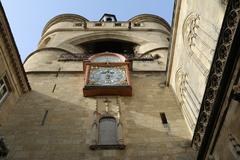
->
[0,3,31,158]
[0,0,239,160]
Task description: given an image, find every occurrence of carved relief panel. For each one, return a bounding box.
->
[183,12,219,77]
[175,68,201,132]
[90,96,125,150]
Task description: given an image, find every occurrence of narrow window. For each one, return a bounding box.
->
[95,23,102,27]
[99,117,117,145]
[0,75,9,104]
[90,116,126,150]
[160,112,168,124]
[115,23,122,27]
[106,17,112,22]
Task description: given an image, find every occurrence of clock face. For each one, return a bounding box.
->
[88,67,127,86]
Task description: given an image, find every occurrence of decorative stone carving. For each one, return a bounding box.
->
[183,13,200,56]
[175,68,186,104]
[0,21,31,93]
[192,0,240,150]
[229,134,240,157]
[182,12,218,76]
[175,68,201,132]
[89,97,125,150]
[58,52,158,62]
[58,53,87,61]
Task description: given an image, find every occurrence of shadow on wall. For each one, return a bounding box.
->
[0,90,196,159]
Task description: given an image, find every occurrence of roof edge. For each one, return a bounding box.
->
[129,14,171,31]
[42,14,89,36]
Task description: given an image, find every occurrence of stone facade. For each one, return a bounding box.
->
[1,72,196,159]
[0,3,30,125]
[1,12,197,160]
[192,0,240,159]
[0,3,30,158]
[167,0,227,134]
[1,0,239,159]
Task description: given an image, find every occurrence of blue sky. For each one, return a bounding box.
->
[1,1,174,61]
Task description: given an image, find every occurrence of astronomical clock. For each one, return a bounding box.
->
[83,52,132,96]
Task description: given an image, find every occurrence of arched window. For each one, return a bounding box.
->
[0,75,10,104]
[99,117,117,145]
[89,115,125,150]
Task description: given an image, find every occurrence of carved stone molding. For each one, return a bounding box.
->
[229,134,240,157]
[183,13,200,56]
[0,9,31,94]
[182,12,219,77]
[58,52,158,62]
[182,12,210,76]
[175,68,186,104]
[175,68,200,132]
[192,0,240,150]
[89,97,125,150]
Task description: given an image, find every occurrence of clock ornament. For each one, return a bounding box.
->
[83,52,132,96]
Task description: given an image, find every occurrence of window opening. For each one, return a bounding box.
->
[99,117,118,145]
[0,75,9,104]
[106,17,112,22]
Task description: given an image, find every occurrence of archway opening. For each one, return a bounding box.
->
[80,39,137,56]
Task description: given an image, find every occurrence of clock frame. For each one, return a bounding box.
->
[83,52,132,97]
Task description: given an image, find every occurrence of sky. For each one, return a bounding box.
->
[1,1,174,61]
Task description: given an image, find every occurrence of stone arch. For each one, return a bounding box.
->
[182,12,200,56]
[175,68,196,131]
[57,32,146,55]
[182,12,218,76]
[66,32,146,46]
[175,67,200,132]
[129,14,171,31]
[38,37,51,49]
[175,67,186,104]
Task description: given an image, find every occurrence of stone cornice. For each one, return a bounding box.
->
[0,3,31,93]
[41,13,171,38]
